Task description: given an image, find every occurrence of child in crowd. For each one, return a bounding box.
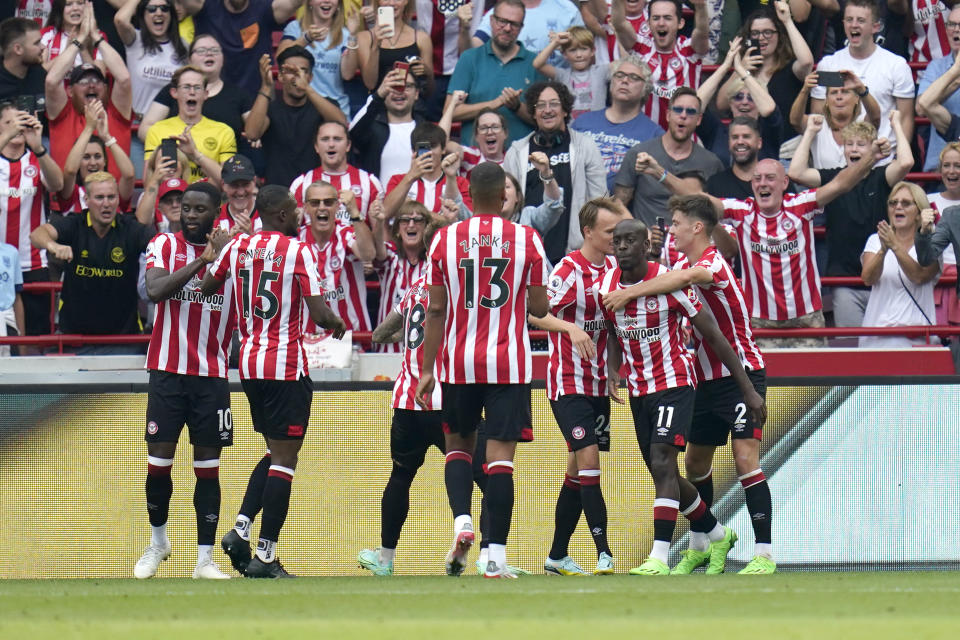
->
[532,26,610,120]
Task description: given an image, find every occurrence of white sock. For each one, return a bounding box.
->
[755,543,773,559]
[689,531,710,552]
[453,514,473,533]
[197,544,213,565]
[256,539,276,563]
[151,524,168,548]
[234,515,251,541]
[488,543,506,568]
[478,547,489,566]
[379,547,396,565]
[650,540,671,563]
[706,523,726,543]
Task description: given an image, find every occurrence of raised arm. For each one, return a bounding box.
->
[146,229,231,302]
[787,114,824,187]
[689,0,710,56]
[885,109,913,186]
[775,0,814,80]
[532,31,566,79]
[438,90,467,142]
[735,52,776,117]
[697,37,739,107]
[113,0,138,46]
[271,0,301,24]
[789,72,817,133]
[60,105,99,200]
[916,207,955,266]
[917,52,960,138]
[602,266,713,311]
[611,0,638,51]
[244,55,274,141]
[98,39,132,118]
[343,190,376,262]
[527,311,597,360]
[814,140,879,207]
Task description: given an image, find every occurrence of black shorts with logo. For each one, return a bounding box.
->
[550,394,611,452]
[441,383,533,442]
[145,370,232,447]
[391,408,445,469]
[690,369,767,446]
[629,385,696,453]
[241,375,313,440]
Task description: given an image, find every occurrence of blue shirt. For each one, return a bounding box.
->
[571,109,664,192]
[282,22,351,117]
[0,243,24,312]
[474,0,584,69]
[448,41,543,146]
[918,53,960,171]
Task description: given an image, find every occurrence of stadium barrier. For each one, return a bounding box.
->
[1,377,957,578]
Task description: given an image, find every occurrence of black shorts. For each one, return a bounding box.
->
[550,395,611,452]
[145,370,232,447]
[391,408,445,469]
[241,375,313,440]
[629,386,696,453]
[440,383,533,442]
[690,369,767,446]
[22,268,51,336]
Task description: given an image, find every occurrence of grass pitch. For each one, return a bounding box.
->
[0,573,957,639]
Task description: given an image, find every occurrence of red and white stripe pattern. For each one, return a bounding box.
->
[392,275,442,410]
[40,26,104,66]
[215,204,262,234]
[301,224,371,333]
[545,250,616,400]
[721,191,822,321]
[16,0,51,25]
[739,468,767,487]
[1,152,47,271]
[427,214,548,384]
[653,497,679,522]
[210,231,324,381]
[289,165,382,225]
[601,10,649,63]
[386,173,472,216]
[675,245,764,381]
[416,0,463,76]
[910,0,951,64]
[145,232,236,378]
[193,458,220,479]
[267,464,295,481]
[598,262,700,396]
[459,147,504,179]
[147,455,174,476]
[632,34,702,131]
[375,247,428,353]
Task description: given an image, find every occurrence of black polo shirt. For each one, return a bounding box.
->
[51,211,154,334]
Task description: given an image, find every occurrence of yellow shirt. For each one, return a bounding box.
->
[178,16,195,45]
[144,116,236,184]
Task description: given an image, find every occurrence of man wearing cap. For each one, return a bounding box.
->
[217,155,261,235]
[144,65,236,185]
[44,39,132,183]
[135,160,186,232]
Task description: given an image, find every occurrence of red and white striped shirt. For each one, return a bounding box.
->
[632,34,702,131]
[40,26,105,67]
[601,11,649,64]
[16,0,52,25]
[459,147,504,179]
[675,245,764,381]
[546,251,616,400]
[210,231,324,381]
[289,165,382,226]
[0,152,47,271]
[392,275,443,410]
[599,262,700,396]
[386,173,472,216]
[416,0,464,76]
[911,0,951,64]
[301,224,371,333]
[375,246,428,353]
[427,214,548,384]
[215,204,262,234]
[722,191,822,321]
[145,232,236,378]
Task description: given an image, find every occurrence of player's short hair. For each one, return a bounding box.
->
[669,86,701,110]
[256,185,294,217]
[306,180,336,197]
[410,122,446,151]
[469,162,506,210]
[0,17,40,52]
[729,116,761,135]
[579,196,627,233]
[669,194,718,233]
[83,171,117,187]
[171,65,208,88]
[649,0,683,20]
[183,181,222,209]
[840,120,877,143]
[277,44,316,70]
[391,200,431,243]
[845,0,880,21]
[562,26,595,51]
[940,141,960,165]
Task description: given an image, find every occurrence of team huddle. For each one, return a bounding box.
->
[133,163,773,580]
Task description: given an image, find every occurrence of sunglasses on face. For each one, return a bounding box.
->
[670,105,699,116]
[398,217,426,225]
[307,197,339,208]
[145,4,171,13]
[732,92,754,102]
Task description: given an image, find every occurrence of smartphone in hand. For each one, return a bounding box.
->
[160,137,179,165]
[377,6,395,38]
[816,71,845,87]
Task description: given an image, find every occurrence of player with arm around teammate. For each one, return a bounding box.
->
[604,194,774,574]
[598,218,766,575]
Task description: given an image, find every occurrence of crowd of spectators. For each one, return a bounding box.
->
[1,0,960,355]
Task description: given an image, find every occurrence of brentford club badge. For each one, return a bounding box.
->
[669,57,683,70]
[329,256,342,270]
[571,426,586,440]
[146,421,159,435]
[781,219,795,232]
[645,297,659,312]
[24,166,37,178]
[350,185,362,196]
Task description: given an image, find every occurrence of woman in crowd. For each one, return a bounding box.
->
[440,93,508,176]
[503,161,564,238]
[41,0,105,71]
[357,0,433,96]
[926,143,960,345]
[278,0,361,117]
[860,182,942,348]
[114,0,188,118]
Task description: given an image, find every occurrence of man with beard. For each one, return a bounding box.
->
[706,117,764,200]
[614,87,723,229]
[135,182,235,580]
[0,17,47,106]
[144,65,235,184]
[503,80,606,266]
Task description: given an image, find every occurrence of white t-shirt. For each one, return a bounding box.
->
[126,30,185,116]
[811,125,846,170]
[859,233,941,348]
[379,121,417,187]
[811,46,915,163]
[926,192,959,266]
